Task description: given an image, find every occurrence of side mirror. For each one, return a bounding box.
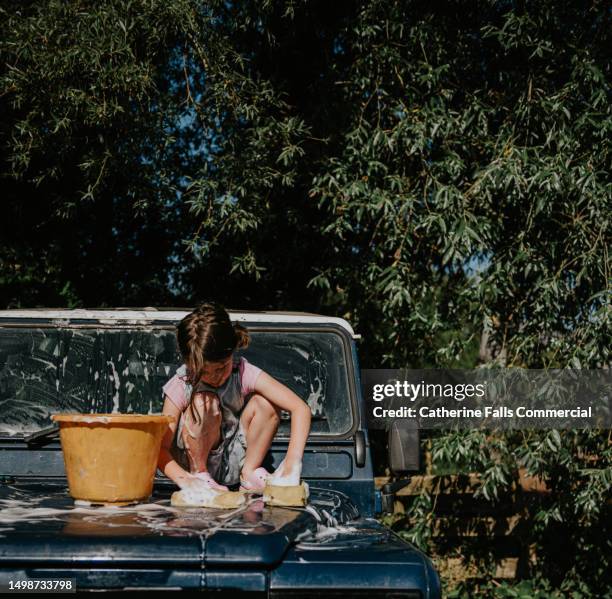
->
[388,419,420,474]
[381,421,421,513]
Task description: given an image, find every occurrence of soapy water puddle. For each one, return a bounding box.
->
[0,487,349,542]
[0,490,285,538]
[0,483,366,546]
[294,513,390,550]
[295,524,389,550]
[0,497,187,536]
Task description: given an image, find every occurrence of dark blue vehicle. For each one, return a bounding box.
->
[0,309,441,596]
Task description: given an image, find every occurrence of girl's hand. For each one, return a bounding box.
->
[176,472,227,493]
[175,471,198,490]
[174,474,218,504]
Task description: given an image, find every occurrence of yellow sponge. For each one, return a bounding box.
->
[171,489,245,509]
[263,482,309,507]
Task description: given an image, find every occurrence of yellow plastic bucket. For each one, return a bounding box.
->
[51,413,174,506]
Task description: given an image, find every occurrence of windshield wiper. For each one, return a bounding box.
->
[24,424,60,448]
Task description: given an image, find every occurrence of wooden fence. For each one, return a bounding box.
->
[375,469,551,585]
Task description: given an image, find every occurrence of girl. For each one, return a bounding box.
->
[157,302,311,494]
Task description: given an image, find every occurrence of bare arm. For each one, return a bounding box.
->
[158,396,192,487]
[252,371,311,466]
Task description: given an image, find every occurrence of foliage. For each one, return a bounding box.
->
[447,577,598,599]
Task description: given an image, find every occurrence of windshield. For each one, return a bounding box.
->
[0,326,353,437]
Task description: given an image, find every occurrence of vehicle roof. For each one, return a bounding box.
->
[0,308,358,338]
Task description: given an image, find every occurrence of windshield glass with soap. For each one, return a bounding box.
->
[0,326,354,438]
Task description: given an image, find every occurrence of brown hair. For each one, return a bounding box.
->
[176,302,250,425]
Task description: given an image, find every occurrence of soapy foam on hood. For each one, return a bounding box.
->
[0,498,179,526]
[0,495,248,538]
[293,523,362,550]
[304,504,322,522]
[314,524,360,539]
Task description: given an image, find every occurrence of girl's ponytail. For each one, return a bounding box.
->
[233,323,250,350]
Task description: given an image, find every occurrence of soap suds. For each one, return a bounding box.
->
[0,497,182,528]
[315,523,360,538]
[172,476,233,507]
[304,504,322,522]
[268,458,302,486]
[293,348,310,360]
[294,523,362,549]
[320,508,338,527]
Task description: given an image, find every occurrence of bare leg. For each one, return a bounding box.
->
[181,392,222,473]
[240,394,281,480]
